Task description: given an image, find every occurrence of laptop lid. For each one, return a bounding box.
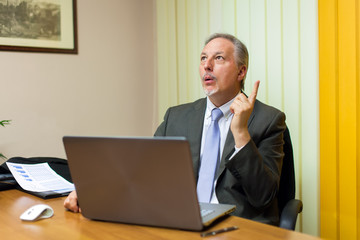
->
[63,136,235,231]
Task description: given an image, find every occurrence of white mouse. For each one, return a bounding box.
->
[20,204,54,221]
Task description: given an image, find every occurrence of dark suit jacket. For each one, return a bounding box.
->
[154,97,286,225]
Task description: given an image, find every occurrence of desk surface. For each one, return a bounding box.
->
[1,190,321,240]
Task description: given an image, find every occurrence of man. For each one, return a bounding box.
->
[64,33,286,226]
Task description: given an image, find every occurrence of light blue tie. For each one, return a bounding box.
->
[197,108,223,203]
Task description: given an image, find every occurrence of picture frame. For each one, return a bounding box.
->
[0,0,78,54]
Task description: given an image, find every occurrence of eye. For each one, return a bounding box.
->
[215,56,224,60]
[200,56,207,61]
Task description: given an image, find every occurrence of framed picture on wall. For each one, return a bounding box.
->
[0,0,78,54]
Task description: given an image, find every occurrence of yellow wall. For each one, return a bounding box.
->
[319,0,360,239]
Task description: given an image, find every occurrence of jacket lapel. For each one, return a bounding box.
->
[187,98,207,179]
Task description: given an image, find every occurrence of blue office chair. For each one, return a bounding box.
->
[278,127,303,230]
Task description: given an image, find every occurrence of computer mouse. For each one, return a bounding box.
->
[20,204,54,221]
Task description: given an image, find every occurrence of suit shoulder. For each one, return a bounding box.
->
[253,100,286,129]
[254,99,284,117]
[168,98,206,112]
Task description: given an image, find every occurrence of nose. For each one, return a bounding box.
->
[204,58,213,71]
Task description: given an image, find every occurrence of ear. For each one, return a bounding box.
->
[237,65,247,81]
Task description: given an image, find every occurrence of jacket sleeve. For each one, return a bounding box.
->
[225,110,286,209]
[154,108,170,136]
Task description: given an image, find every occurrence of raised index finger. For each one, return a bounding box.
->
[248,80,260,104]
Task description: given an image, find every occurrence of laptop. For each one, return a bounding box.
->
[63,136,235,231]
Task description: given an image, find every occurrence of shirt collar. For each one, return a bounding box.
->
[205,96,235,120]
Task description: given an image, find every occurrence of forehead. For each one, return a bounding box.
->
[201,38,235,55]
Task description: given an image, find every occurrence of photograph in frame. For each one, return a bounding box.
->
[0,0,77,54]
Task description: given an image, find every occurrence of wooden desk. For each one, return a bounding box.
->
[0,190,321,240]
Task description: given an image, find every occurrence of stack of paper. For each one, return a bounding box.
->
[6,162,74,194]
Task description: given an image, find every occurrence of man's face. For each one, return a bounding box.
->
[199,38,245,106]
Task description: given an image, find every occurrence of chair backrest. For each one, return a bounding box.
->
[277,127,295,213]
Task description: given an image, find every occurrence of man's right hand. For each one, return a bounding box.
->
[64,190,81,213]
[229,80,260,148]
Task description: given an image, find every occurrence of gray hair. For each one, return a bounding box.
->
[204,33,249,90]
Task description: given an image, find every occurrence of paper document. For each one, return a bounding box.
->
[6,162,75,193]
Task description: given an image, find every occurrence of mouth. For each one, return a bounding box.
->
[203,73,216,83]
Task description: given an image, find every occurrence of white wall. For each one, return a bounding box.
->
[1,0,156,161]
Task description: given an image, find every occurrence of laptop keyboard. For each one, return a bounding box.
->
[201,209,215,218]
